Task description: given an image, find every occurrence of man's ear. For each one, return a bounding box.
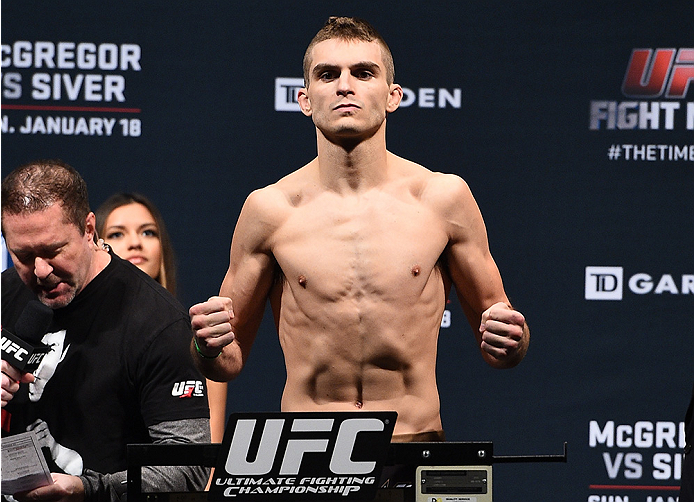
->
[297,88,312,117]
[386,84,403,113]
[84,212,97,242]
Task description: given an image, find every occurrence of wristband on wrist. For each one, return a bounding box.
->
[193,336,222,359]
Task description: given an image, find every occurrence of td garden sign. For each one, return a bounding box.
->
[209,412,397,500]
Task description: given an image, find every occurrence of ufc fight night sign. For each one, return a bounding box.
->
[210,412,397,500]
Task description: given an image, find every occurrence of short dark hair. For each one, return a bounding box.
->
[303,16,395,87]
[95,192,178,296]
[1,159,90,234]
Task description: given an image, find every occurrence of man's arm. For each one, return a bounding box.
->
[190,188,280,382]
[13,419,211,502]
[434,173,529,368]
[80,418,211,501]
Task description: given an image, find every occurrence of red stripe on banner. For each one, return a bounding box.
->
[589,484,680,491]
[1,104,141,113]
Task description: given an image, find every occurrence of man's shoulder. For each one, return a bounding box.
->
[389,156,472,204]
[423,171,471,197]
[390,153,465,183]
[242,165,316,218]
[425,172,478,220]
[268,162,316,196]
[107,255,188,320]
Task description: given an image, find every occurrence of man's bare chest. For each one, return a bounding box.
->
[270,199,449,300]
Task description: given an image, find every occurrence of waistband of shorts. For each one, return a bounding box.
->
[391,430,446,443]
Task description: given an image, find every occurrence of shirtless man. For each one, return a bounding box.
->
[190,17,529,441]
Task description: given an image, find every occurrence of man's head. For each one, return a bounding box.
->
[298,18,403,143]
[2,160,100,308]
[1,160,90,234]
[303,16,395,87]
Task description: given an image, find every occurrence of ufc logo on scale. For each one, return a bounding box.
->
[226,416,387,475]
[211,412,396,500]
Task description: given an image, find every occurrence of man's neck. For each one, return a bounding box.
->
[83,248,112,291]
[315,129,390,193]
